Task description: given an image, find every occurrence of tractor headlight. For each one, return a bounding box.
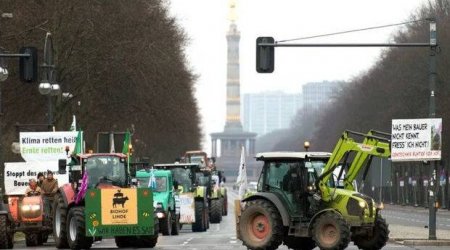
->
[156,212,165,219]
[21,204,40,212]
[358,200,366,208]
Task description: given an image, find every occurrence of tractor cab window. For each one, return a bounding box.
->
[85,156,126,188]
[171,168,193,192]
[137,177,149,188]
[196,173,210,186]
[264,161,305,192]
[189,156,204,164]
[155,177,167,192]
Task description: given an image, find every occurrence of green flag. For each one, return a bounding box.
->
[70,130,83,166]
[74,130,83,155]
[122,131,131,155]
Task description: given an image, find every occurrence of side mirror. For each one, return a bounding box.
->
[58,159,67,174]
[256,37,275,73]
[173,180,179,190]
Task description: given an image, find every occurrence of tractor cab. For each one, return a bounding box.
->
[63,153,130,189]
[153,163,201,193]
[255,152,331,218]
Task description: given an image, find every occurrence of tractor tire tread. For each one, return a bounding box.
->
[239,199,283,250]
[53,194,69,249]
[312,211,350,250]
[353,216,390,250]
[210,199,222,223]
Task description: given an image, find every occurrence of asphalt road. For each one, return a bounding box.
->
[381,204,450,230]
[10,188,450,249]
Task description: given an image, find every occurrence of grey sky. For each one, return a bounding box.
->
[168,0,428,153]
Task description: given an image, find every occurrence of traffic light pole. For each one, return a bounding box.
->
[256,19,439,240]
[0,50,36,193]
[428,20,438,240]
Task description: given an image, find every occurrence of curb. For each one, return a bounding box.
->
[404,240,450,246]
[392,238,450,246]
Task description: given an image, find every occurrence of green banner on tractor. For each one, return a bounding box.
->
[85,188,154,237]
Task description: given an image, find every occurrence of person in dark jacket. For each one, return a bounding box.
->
[37,172,45,188]
[41,170,59,216]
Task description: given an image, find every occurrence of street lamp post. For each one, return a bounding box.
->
[39,32,60,128]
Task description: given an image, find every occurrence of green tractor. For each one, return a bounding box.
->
[53,153,159,249]
[136,169,180,236]
[197,169,228,223]
[238,130,391,250]
[154,163,209,232]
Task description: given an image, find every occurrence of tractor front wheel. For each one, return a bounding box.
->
[160,211,172,236]
[171,212,180,235]
[353,216,389,250]
[210,199,222,223]
[192,200,206,232]
[115,236,133,248]
[25,233,39,247]
[239,199,283,250]
[222,195,228,216]
[312,212,350,250]
[53,194,68,249]
[67,207,93,250]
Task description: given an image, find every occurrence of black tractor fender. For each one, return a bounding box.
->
[308,208,343,231]
[242,193,290,226]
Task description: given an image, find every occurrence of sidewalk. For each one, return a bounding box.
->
[384,203,450,215]
[382,204,450,246]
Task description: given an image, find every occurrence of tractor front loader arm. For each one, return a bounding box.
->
[318,130,391,202]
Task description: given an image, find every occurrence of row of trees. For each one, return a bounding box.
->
[272,0,450,164]
[0,0,201,162]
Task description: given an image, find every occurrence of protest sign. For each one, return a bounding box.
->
[20,131,78,162]
[391,118,442,162]
[4,161,69,195]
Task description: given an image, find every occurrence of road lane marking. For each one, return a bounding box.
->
[230,240,237,244]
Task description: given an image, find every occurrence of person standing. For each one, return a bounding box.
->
[37,172,45,188]
[41,170,59,216]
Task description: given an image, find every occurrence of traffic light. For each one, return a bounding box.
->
[256,37,275,73]
[19,47,38,83]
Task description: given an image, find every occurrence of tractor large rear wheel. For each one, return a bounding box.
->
[67,207,93,250]
[192,200,206,232]
[0,215,13,249]
[53,194,68,249]
[210,199,222,223]
[283,236,316,250]
[353,216,389,250]
[312,212,350,250]
[239,199,283,250]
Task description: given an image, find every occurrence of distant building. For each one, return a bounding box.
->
[302,81,340,114]
[243,92,303,136]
